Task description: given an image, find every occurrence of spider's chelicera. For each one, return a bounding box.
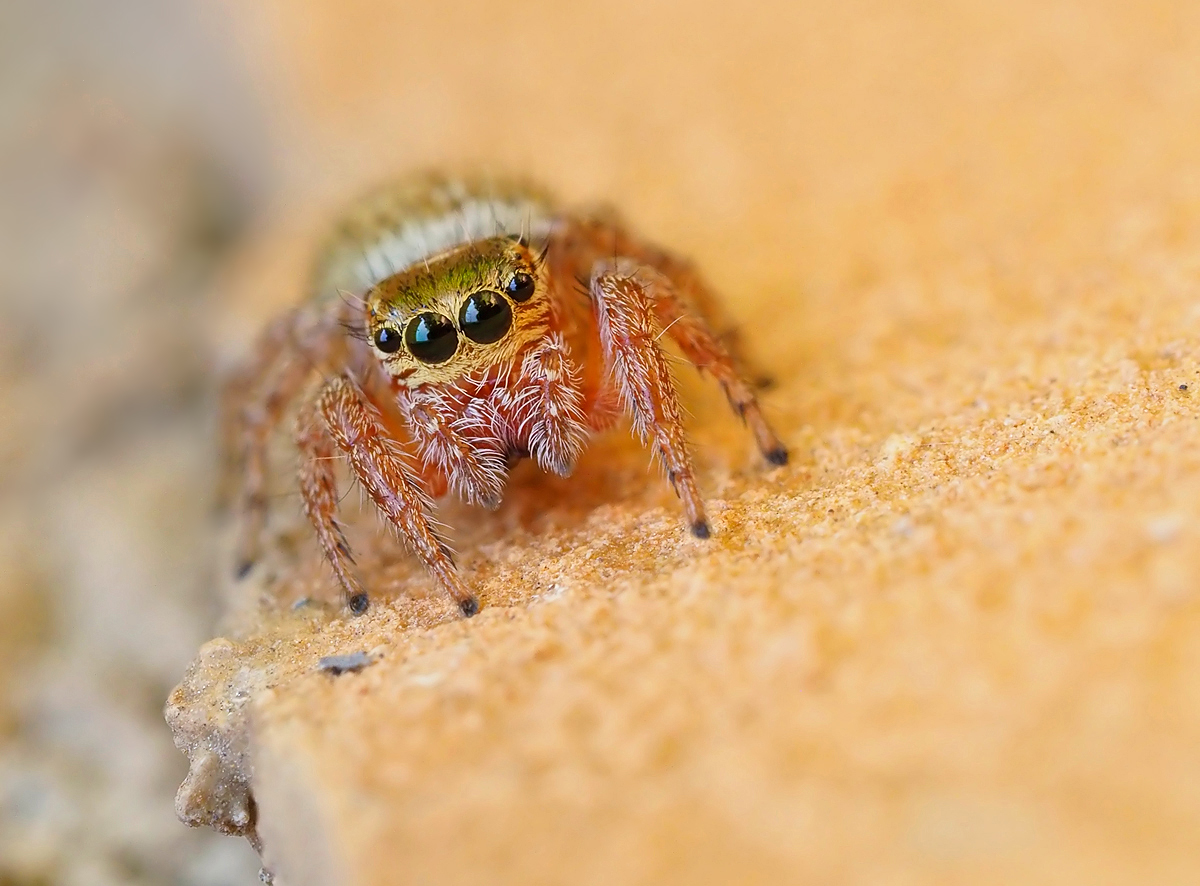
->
[224,172,787,617]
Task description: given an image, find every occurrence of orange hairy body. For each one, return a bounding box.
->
[223,172,786,616]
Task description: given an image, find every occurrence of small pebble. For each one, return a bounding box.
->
[1179,384,1188,391]
[1146,514,1182,544]
[317,652,373,675]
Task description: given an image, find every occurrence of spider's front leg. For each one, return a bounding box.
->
[558,217,787,467]
[295,393,368,613]
[637,264,788,466]
[306,376,478,616]
[590,260,711,538]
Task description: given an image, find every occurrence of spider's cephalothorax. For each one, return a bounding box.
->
[224,172,787,616]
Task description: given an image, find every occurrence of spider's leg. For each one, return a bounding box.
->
[398,389,507,509]
[509,332,588,477]
[634,263,788,466]
[551,216,786,465]
[359,363,450,499]
[228,313,321,575]
[295,390,368,613]
[218,309,298,506]
[228,304,352,576]
[590,259,710,539]
[319,376,478,616]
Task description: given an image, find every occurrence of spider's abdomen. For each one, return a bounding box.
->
[310,172,560,306]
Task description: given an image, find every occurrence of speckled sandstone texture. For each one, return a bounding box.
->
[171,1,1200,883]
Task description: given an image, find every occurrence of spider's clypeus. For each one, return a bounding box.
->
[223,173,787,617]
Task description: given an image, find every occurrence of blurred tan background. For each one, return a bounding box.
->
[4,0,1200,884]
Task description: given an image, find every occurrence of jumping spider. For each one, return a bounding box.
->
[224,173,787,617]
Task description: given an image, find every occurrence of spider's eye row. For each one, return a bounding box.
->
[459,290,513,344]
[506,272,535,302]
[374,326,402,353]
[404,312,458,364]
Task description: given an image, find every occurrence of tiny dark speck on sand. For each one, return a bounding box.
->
[318,652,374,675]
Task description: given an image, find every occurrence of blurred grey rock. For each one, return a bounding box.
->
[0,1,268,883]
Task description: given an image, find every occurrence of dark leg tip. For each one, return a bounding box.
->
[765,446,790,467]
[691,519,712,540]
[348,593,370,615]
[459,596,480,618]
[234,559,254,580]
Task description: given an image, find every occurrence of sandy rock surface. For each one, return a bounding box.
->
[3,0,1196,884]
[164,1,1200,884]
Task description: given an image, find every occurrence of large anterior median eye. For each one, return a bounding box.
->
[458,290,513,344]
[404,312,458,363]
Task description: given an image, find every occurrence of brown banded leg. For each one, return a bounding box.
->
[638,266,788,466]
[227,307,352,576]
[590,259,710,539]
[318,376,478,616]
[359,362,450,499]
[550,217,786,465]
[233,356,316,576]
[295,395,368,613]
[225,310,318,576]
[218,310,298,508]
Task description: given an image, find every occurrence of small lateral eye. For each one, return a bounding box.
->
[404,312,458,364]
[374,326,402,353]
[506,272,535,302]
[459,290,513,344]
